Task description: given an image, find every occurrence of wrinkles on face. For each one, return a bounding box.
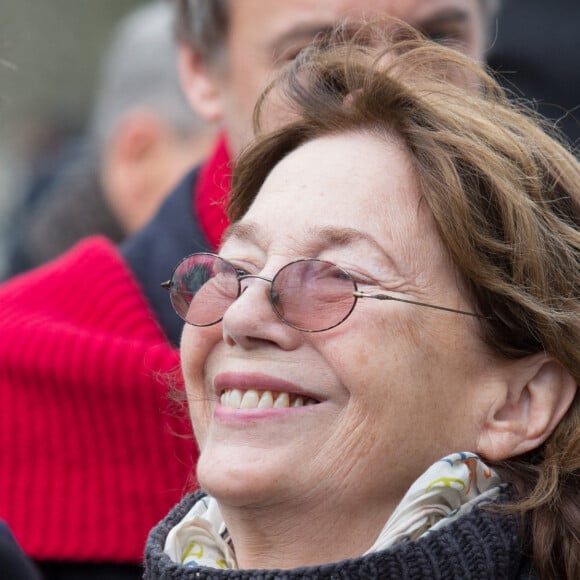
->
[180,133,496,548]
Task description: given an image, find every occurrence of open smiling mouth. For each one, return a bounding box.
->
[220,389,320,410]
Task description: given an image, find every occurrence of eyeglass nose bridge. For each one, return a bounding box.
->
[236,272,285,316]
[236,272,275,300]
[237,273,273,285]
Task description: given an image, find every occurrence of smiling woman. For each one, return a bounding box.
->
[146,19,580,580]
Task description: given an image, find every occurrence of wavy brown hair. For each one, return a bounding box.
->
[227,21,580,580]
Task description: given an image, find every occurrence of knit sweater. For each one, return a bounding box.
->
[0,237,196,562]
[145,490,537,579]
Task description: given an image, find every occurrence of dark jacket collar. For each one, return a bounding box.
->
[121,166,208,346]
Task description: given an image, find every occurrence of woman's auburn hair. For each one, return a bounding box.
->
[228,21,580,580]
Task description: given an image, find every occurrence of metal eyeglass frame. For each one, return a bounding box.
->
[162,253,491,332]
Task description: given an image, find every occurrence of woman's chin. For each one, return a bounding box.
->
[195,445,290,506]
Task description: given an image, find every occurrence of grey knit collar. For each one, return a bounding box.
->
[144,488,536,579]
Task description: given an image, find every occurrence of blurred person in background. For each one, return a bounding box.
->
[489,0,580,147]
[5,0,216,278]
[0,1,499,579]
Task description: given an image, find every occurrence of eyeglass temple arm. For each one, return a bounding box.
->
[161,280,171,289]
[353,290,490,319]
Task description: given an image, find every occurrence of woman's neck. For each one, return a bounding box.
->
[218,494,395,570]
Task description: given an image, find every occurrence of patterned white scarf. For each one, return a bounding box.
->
[164,452,501,569]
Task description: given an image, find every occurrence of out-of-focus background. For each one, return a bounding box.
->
[0,0,578,280]
[0,0,144,276]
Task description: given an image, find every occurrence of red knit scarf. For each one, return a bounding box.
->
[194,133,232,251]
[0,237,194,563]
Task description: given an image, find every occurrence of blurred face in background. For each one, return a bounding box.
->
[180,0,486,155]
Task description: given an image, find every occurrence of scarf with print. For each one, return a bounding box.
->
[164,452,502,569]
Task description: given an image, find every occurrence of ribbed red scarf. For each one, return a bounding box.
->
[195,133,232,250]
[0,237,195,563]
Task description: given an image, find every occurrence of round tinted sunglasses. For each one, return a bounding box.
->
[162,253,487,333]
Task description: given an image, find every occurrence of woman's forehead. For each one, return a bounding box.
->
[243,132,422,234]
[225,133,450,280]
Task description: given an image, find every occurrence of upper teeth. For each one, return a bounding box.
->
[220,389,317,410]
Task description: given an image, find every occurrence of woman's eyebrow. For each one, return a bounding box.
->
[224,222,383,250]
[222,222,261,246]
[309,225,375,247]
[222,222,402,275]
[305,225,402,274]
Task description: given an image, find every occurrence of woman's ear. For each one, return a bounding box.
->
[177,44,225,123]
[476,353,577,461]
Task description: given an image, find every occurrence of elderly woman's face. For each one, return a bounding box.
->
[181,131,501,514]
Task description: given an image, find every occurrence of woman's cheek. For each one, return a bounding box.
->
[180,324,220,378]
[181,325,221,442]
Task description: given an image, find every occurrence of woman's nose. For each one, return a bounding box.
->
[221,279,300,350]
